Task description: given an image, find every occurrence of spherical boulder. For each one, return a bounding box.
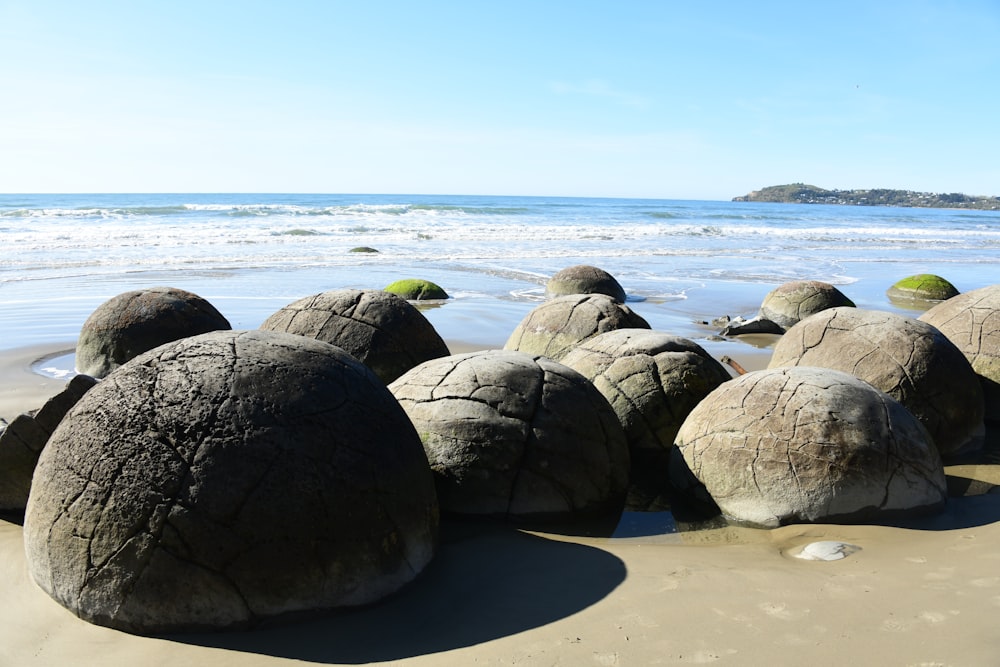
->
[758,280,855,330]
[672,366,947,527]
[768,307,985,457]
[25,330,438,634]
[887,274,959,306]
[384,278,449,300]
[259,288,449,383]
[546,265,627,302]
[919,284,1000,422]
[388,350,629,523]
[560,329,731,511]
[75,286,231,378]
[504,294,650,361]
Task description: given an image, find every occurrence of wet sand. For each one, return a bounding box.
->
[3,342,1000,665]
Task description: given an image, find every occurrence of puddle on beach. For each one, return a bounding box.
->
[32,350,77,380]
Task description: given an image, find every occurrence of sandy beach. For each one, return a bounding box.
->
[2,340,1000,666]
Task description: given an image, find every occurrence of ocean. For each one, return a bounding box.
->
[2,193,998,360]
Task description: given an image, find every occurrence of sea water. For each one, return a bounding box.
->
[2,193,998,354]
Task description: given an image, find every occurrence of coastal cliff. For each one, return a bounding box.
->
[734,183,1000,210]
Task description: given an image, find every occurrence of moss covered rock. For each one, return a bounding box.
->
[384,279,449,300]
[887,274,959,305]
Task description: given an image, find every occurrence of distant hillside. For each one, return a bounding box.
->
[733,184,1000,210]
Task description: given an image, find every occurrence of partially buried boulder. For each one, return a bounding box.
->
[758,280,855,331]
[919,284,1000,423]
[389,350,629,524]
[546,265,627,303]
[76,286,231,378]
[0,374,97,514]
[672,366,947,527]
[504,293,650,361]
[769,307,985,457]
[887,274,959,307]
[259,288,449,383]
[384,278,449,300]
[560,329,731,511]
[24,330,439,634]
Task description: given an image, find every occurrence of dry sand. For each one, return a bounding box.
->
[2,342,1000,666]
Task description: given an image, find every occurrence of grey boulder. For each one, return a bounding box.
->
[76,286,231,378]
[758,280,855,330]
[672,366,946,527]
[769,307,985,457]
[545,265,627,302]
[504,294,650,361]
[919,284,1000,422]
[260,288,449,384]
[389,350,629,524]
[25,330,438,634]
[0,374,97,513]
[560,329,731,511]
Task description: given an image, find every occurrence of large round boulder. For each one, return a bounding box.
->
[672,366,947,527]
[75,286,231,378]
[919,284,1000,422]
[24,330,439,634]
[758,280,855,330]
[546,265,627,302]
[388,350,629,524]
[504,294,650,361]
[560,329,731,511]
[259,288,449,383]
[384,278,449,300]
[768,307,984,457]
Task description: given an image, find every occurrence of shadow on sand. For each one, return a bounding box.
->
[168,523,626,663]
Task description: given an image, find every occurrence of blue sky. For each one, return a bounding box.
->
[1,1,998,199]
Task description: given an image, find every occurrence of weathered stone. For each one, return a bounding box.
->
[719,315,785,336]
[769,307,985,457]
[260,288,449,384]
[560,329,731,511]
[887,274,959,306]
[919,284,1000,423]
[389,350,629,524]
[672,366,946,527]
[758,280,855,330]
[0,374,97,513]
[384,278,449,300]
[25,330,438,634]
[504,294,651,361]
[76,287,231,378]
[545,265,627,302]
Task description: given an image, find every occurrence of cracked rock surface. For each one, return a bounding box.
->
[388,350,629,523]
[260,288,449,384]
[24,330,439,634]
[758,280,855,330]
[560,329,731,511]
[503,294,650,361]
[545,265,627,303]
[76,286,232,379]
[919,284,1000,422]
[673,366,947,527]
[769,307,985,457]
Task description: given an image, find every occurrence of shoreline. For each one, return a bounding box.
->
[5,338,1000,664]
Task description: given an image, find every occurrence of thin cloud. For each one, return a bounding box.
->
[550,79,649,110]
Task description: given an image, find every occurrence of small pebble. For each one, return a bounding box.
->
[793,540,861,561]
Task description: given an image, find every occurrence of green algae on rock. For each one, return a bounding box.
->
[887,274,960,306]
[384,278,449,300]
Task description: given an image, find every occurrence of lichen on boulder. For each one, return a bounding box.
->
[384,278,449,300]
[887,274,959,306]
